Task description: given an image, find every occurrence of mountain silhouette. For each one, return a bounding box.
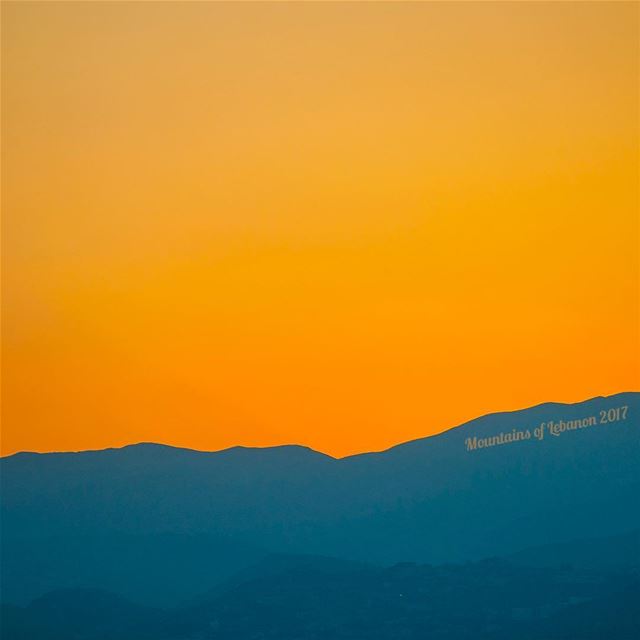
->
[3,549,639,640]
[161,552,640,640]
[1,588,162,640]
[1,392,638,606]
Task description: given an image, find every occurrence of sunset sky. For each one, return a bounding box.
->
[2,1,638,457]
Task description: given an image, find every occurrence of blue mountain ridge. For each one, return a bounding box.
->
[1,391,638,606]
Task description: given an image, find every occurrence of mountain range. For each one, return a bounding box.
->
[1,392,638,609]
[3,547,639,640]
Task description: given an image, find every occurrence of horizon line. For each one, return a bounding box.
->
[2,390,637,461]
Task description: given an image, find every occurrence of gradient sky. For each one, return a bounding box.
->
[2,1,639,457]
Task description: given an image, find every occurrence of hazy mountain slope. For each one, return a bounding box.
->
[161,558,639,640]
[0,532,268,607]
[3,555,638,640]
[1,392,638,605]
[1,589,162,640]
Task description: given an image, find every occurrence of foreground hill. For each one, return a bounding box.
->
[1,392,638,606]
[2,550,639,640]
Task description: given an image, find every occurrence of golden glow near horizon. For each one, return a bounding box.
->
[2,1,639,457]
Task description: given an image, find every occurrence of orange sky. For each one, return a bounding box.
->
[2,1,639,457]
